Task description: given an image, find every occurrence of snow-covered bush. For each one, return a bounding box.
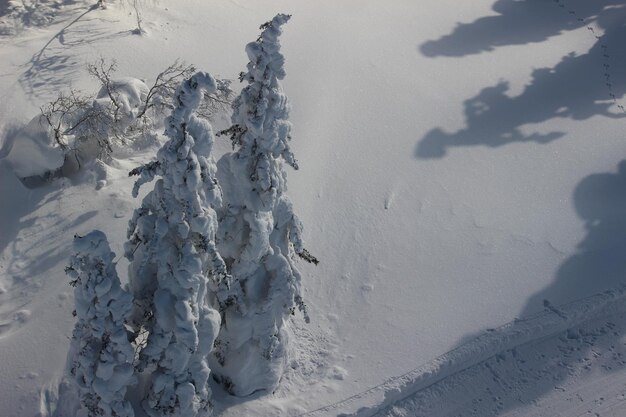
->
[37,59,232,178]
[211,13,318,397]
[64,231,135,417]
[2,115,66,180]
[125,71,233,417]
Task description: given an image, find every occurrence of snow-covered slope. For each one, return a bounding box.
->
[1,0,626,416]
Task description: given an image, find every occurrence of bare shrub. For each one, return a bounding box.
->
[39,58,233,172]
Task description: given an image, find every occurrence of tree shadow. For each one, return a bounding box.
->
[520,160,626,319]
[344,162,626,417]
[0,161,55,332]
[1,0,96,36]
[453,158,626,339]
[446,161,626,415]
[0,160,99,335]
[416,0,626,159]
[362,300,626,417]
[419,0,622,58]
[0,0,9,17]
[18,5,128,99]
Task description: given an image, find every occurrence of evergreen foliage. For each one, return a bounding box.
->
[125,72,231,416]
[65,231,135,417]
[212,13,318,396]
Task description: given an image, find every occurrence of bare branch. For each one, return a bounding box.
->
[37,59,234,173]
[136,60,196,120]
[128,0,144,34]
[40,88,94,149]
[87,58,122,122]
[196,78,234,122]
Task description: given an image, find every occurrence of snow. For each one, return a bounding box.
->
[3,116,64,178]
[210,13,314,397]
[125,71,225,417]
[61,231,135,417]
[0,0,626,416]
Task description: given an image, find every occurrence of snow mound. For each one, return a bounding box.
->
[3,116,64,179]
[94,77,149,120]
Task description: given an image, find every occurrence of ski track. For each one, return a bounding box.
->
[297,288,626,417]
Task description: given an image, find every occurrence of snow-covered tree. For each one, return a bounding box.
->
[212,13,318,397]
[125,71,231,417]
[65,231,135,417]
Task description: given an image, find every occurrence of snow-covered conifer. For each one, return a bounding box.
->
[65,231,135,417]
[125,72,231,417]
[212,13,318,397]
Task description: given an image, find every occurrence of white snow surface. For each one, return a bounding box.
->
[3,115,64,178]
[1,0,626,416]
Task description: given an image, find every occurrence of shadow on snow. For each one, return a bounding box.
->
[415,0,626,159]
[415,163,626,417]
[18,4,129,100]
[0,160,98,336]
[338,162,626,417]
